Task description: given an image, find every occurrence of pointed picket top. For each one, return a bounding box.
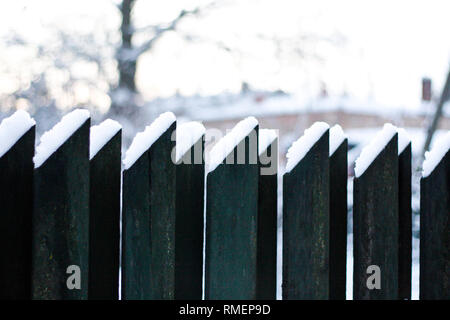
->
[123,111,176,169]
[397,128,411,156]
[176,121,205,162]
[258,129,277,156]
[34,109,90,168]
[90,119,122,160]
[285,122,329,173]
[354,123,397,178]
[329,124,346,156]
[0,110,35,158]
[207,116,258,173]
[422,131,450,177]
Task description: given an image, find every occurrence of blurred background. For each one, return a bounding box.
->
[1,0,449,299]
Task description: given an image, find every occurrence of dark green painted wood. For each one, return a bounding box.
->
[32,119,90,300]
[256,138,278,300]
[353,134,399,300]
[329,139,348,300]
[282,130,329,300]
[122,122,177,300]
[420,150,449,300]
[122,144,151,300]
[175,136,205,300]
[148,122,177,299]
[88,130,121,300]
[205,125,259,299]
[0,126,35,299]
[398,143,411,300]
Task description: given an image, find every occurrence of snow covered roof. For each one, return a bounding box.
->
[354,123,397,178]
[259,129,277,156]
[176,121,205,162]
[285,122,329,173]
[34,109,90,168]
[90,119,122,160]
[146,92,447,122]
[208,116,258,173]
[0,110,35,158]
[123,112,176,170]
[422,131,450,177]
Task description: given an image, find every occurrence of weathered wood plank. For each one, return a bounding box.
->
[398,143,412,300]
[175,136,205,300]
[32,119,90,300]
[205,126,259,299]
[0,126,35,299]
[353,135,398,300]
[88,130,121,300]
[282,130,330,300]
[256,138,278,300]
[121,144,151,299]
[420,150,449,300]
[329,138,348,300]
[122,122,176,299]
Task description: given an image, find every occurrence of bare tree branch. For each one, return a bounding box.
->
[117,2,217,63]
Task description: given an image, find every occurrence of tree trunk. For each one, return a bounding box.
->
[118,0,136,92]
[110,0,138,115]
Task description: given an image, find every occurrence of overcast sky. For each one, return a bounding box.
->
[1,0,450,109]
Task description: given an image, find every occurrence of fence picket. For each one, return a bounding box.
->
[282,129,330,300]
[174,135,205,299]
[256,137,278,300]
[0,125,35,299]
[205,124,259,299]
[353,134,399,300]
[32,118,90,300]
[122,122,177,300]
[398,143,412,300]
[88,129,122,300]
[329,138,348,300]
[420,148,449,300]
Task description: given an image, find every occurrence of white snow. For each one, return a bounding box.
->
[397,128,411,155]
[34,109,90,168]
[123,112,176,170]
[354,123,397,178]
[329,124,346,156]
[89,119,122,160]
[208,116,258,172]
[422,131,450,177]
[285,122,329,173]
[0,110,35,158]
[259,129,277,155]
[176,121,205,162]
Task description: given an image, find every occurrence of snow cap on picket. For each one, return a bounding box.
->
[354,123,397,177]
[259,129,277,156]
[397,127,411,155]
[176,121,205,162]
[0,110,35,158]
[208,116,258,173]
[329,124,346,156]
[90,119,122,160]
[34,109,90,168]
[123,112,176,169]
[285,122,329,173]
[422,131,450,177]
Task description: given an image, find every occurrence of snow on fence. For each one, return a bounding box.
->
[0,110,448,300]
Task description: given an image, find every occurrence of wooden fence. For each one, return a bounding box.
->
[0,111,448,300]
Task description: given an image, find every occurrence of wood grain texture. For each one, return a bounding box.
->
[282,130,330,300]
